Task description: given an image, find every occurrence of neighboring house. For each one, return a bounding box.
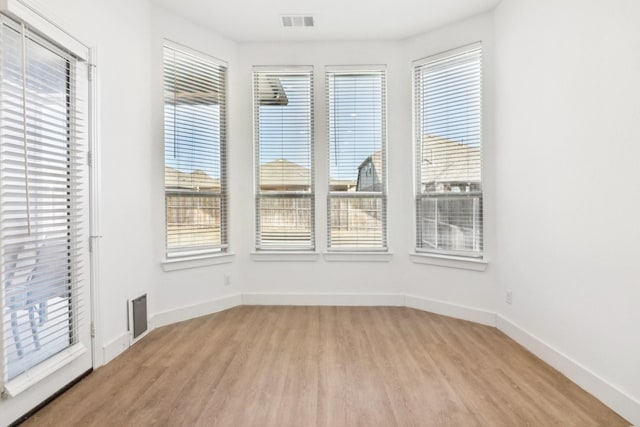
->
[165,166,221,191]
[421,135,481,192]
[356,151,383,192]
[259,158,310,191]
[259,158,357,192]
[419,135,482,252]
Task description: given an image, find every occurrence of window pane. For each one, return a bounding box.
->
[327,69,386,250]
[254,69,314,250]
[417,196,482,253]
[166,194,222,250]
[257,196,312,249]
[329,196,385,248]
[328,72,384,191]
[415,45,483,256]
[163,45,227,254]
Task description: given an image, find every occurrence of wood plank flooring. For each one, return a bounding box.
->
[22,306,629,427]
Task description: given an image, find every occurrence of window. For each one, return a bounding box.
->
[253,68,314,250]
[414,44,483,257]
[326,68,387,250]
[163,44,227,257]
[0,16,88,380]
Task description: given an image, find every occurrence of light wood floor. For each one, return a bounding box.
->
[23,306,629,427]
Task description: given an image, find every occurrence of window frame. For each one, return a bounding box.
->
[253,66,315,252]
[162,41,229,259]
[413,43,484,259]
[325,65,388,252]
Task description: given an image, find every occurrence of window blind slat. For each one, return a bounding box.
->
[415,45,483,257]
[1,15,87,381]
[163,45,227,255]
[254,68,315,250]
[326,69,387,250]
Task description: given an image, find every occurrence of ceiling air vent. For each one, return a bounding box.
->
[281,15,314,28]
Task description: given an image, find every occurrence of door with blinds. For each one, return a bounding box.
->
[0,8,92,422]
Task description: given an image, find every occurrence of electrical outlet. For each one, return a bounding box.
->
[224,275,231,286]
[505,291,513,305]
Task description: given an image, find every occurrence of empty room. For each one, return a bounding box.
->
[0,0,638,425]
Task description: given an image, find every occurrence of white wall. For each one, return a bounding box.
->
[7,0,639,423]
[234,13,497,313]
[235,40,406,297]
[400,14,496,312]
[494,0,640,422]
[148,6,243,324]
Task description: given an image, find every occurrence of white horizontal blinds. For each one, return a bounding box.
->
[327,69,386,250]
[254,68,314,250]
[0,17,86,380]
[415,44,483,257]
[163,45,227,255]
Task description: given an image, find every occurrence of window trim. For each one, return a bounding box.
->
[1,0,88,61]
[409,252,488,271]
[412,42,484,259]
[161,252,235,272]
[162,40,229,259]
[3,343,88,398]
[325,65,388,252]
[249,251,320,262]
[323,252,393,262]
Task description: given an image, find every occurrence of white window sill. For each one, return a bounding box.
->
[323,252,393,262]
[3,343,87,398]
[161,253,235,272]
[250,251,320,262]
[409,252,488,271]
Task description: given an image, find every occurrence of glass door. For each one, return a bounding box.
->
[0,12,92,424]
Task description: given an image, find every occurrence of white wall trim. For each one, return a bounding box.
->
[151,293,242,328]
[242,293,405,306]
[102,333,130,365]
[405,294,496,326]
[161,253,236,272]
[323,252,393,262]
[87,45,103,370]
[250,252,320,262]
[0,0,89,60]
[497,315,640,426]
[409,252,488,271]
[2,343,87,398]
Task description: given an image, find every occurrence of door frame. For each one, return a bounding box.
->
[0,0,98,424]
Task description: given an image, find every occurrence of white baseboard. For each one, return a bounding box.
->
[102,332,130,364]
[151,293,242,328]
[405,294,497,327]
[497,315,640,426]
[241,292,405,307]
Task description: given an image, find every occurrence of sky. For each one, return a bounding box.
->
[258,73,383,182]
[165,55,480,183]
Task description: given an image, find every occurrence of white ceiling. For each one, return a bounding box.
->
[151,0,501,42]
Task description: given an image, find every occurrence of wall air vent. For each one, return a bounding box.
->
[281,15,314,28]
[128,294,148,342]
